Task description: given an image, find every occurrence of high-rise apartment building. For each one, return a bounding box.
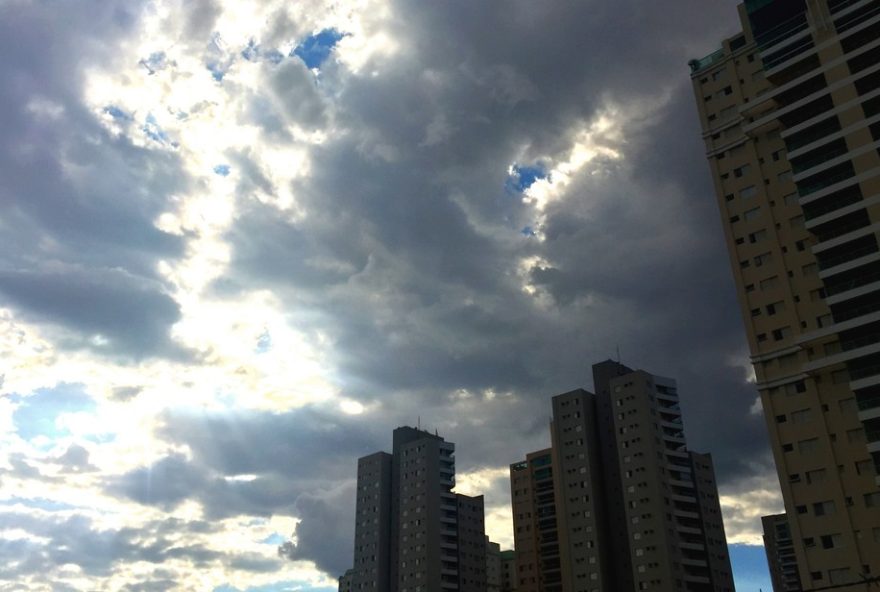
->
[762,513,803,592]
[690,1,880,588]
[511,362,734,592]
[342,426,487,592]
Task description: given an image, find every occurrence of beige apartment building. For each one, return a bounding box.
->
[511,362,734,592]
[690,0,880,589]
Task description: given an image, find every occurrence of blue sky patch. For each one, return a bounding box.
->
[255,330,272,354]
[214,164,231,176]
[104,106,132,122]
[729,543,772,591]
[506,164,547,193]
[139,51,170,75]
[259,533,286,545]
[292,29,345,69]
[207,61,226,81]
[12,383,96,441]
[0,496,81,512]
[143,114,170,144]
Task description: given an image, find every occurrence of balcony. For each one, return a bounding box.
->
[819,249,880,280]
[785,115,842,153]
[835,0,880,34]
[816,233,879,270]
[859,394,880,421]
[689,48,725,74]
[803,340,880,372]
[798,161,857,198]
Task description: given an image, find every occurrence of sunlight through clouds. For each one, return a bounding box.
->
[0,0,779,588]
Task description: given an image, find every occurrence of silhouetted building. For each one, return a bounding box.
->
[762,514,802,592]
[341,426,487,592]
[690,0,880,587]
[511,361,735,592]
[500,550,517,592]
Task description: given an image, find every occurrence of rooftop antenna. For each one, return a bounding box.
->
[418,416,421,430]
[616,345,621,364]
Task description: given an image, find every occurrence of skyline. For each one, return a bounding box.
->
[0,0,783,590]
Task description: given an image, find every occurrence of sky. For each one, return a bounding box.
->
[0,0,782,590]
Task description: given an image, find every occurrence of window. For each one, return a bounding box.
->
[814,500,836,516]
[865,492,880,507]
[734,164,751,178]
[778,170,792,182]
[790,215,805,229]
[791,408,812,424]
[829,568,851,585]
[847,428,864,443]
[856,460,874,475]
[802,263,818,276]
[740,186,757,199]
[766,301,784,315]
[754,252,772,267]
[798,438,820,454]
[760,276,779,290]
[820,534,842,549]
[743,207,761,221]
[784,381,807,395]
[817,314,833,328]
[749,229,767,243]
[784,192,798,205]
[772,326,792,341]
[838,398,856,413]
[806,468,826,484]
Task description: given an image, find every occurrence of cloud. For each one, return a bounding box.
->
[0,0,778,588]
[0,266,185,358]
[277,481,356,576]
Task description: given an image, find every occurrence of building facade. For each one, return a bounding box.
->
[762,513,803,592]
[690,1,880,588]
[342,427,487,592]
[511,362,734,592]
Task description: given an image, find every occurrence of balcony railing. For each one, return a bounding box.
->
[850,362,880,380]
[826,268,880,295]
[857,394,880,410]
[841,332,880,351]
[792,143,850,174]
[817,244,879,270]
[832,299,880,323]
[797,166,856,196]
[689,49,724,73]
[835,2,880,34]
[756,11,809,50]
[815,221,872,244]
[829,0,863,14]
[786,117,841,152]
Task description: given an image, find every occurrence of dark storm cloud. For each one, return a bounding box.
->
[1,0,772,584]
[278,482,356,576]
[220,0,765,492]
[0,0,188,358]
[0,511,241,582]
[106,407,378,522]
[0,266,185,358]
